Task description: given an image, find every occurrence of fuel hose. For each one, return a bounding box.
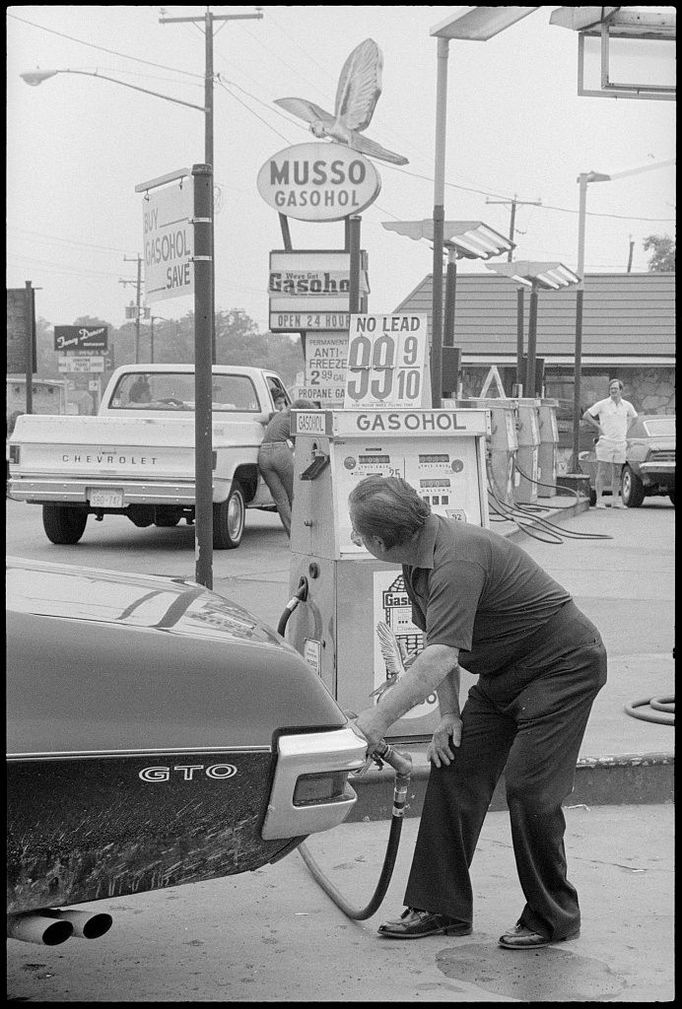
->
[277,587,413,920]
[297,740,412,920]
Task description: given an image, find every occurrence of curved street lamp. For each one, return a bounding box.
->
[20,68,205,111]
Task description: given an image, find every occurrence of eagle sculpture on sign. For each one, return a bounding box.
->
[274,38,409,166]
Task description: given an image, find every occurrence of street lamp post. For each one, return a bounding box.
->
[20,68,205,110]
[429,7,540,407]
[21,8,263,370]
[20,10,263,590]
[571,158,675,472]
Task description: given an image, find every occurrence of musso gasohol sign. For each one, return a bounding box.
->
[257,142,381,222]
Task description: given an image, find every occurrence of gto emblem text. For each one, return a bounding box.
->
[139,763,238,782]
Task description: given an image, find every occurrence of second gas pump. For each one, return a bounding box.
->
[285,404,489,743]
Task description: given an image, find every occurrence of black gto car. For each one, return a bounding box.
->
[579,413,676,507]
[6,557,366,946]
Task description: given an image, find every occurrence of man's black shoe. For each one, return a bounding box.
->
[378,907,472,939]
[498,923,580,950]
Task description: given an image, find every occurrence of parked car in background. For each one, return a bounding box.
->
[579,413,675,507]
[6,557,366,947]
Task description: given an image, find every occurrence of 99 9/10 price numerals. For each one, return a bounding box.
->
[345,333,422,402]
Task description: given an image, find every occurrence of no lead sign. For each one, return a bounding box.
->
[343,314,430,409]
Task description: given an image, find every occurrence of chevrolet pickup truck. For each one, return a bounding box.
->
[7,364,291,549]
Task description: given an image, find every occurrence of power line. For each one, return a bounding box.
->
[7,11,203,78]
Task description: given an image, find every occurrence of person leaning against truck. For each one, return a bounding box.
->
[583,380,637,509]
[257,399,310,538]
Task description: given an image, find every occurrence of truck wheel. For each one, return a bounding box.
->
[213,481,245,549]
[42,504,88,544]
[621,465,645,508]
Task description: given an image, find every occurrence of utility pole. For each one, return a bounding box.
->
[485,194,542,261]
[122,254,143,362]
[160,7,264,363]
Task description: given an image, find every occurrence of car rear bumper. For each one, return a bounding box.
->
[262,727,367,840]
[638,461,675,487]
[7,477,225,506]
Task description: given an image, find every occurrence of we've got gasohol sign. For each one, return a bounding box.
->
[344,314,430,409]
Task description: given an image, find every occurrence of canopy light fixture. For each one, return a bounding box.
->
[486,260,581,290]
[431,6,540,41]
[382,219,514,261]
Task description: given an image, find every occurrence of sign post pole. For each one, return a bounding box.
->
[24,282,35,414]
[192,163,214,589]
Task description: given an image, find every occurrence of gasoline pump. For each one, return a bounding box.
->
[284,405,489,742]
[279,402,489,918]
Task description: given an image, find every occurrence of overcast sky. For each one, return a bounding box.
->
[6,6,676,333]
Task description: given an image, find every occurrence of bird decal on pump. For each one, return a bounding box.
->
[275,38,409,166]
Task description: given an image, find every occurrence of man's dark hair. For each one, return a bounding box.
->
[348,475,430,549]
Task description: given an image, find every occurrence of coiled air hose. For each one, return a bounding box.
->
[277,580,413,920]
[624,696,675,725]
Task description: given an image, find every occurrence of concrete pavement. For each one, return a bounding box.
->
[6,803,674,1001]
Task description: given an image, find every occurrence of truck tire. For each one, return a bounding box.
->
[621,465,645,508]
[213,480,245,549]
[42,504,88,544]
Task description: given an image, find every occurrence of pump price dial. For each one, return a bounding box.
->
[344,314,428,409]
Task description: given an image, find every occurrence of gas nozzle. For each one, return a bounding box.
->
[371,739,413,778]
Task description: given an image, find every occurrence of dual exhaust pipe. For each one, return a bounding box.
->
[7,908,113,946]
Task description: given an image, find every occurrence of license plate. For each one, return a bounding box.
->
[89,488,124,508]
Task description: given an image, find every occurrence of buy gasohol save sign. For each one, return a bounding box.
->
[143,182,193,303]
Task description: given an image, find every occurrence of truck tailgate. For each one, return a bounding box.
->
[9,414,265,482]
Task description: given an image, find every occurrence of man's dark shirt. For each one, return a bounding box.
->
[403,514,572,676]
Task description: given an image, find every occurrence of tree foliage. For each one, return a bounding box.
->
[33,308,304,389]
[643,234,675,273]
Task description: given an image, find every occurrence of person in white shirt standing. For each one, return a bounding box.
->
[583,380,638,509]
